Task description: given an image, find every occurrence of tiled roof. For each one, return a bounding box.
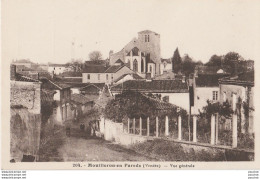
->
[115,59,124,64]
[58,71,82,77]
[84,60,107,66]
[195,74,230,87]
[80,83,105,94]
[54,77,82,83]
[114,73,143,83]
[71,94,93,105]
[219,71,254,86]
[15,73,40,82]
[40,78,71,90]
[82,65,108,73]
[104,65,124,73]
[111,79,188,93]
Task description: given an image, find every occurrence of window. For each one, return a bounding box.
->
[147,35,150,42]
[106,74,108,80]
[213,91,218,101]
[145,35,147,42]
[98,74,100,80]
[133,59,138,72]
[111,74,113,81]
[149,65,152,72]
[87,74,90,79]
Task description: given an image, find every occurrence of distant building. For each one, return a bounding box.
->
[48,64,70,75]
[82,64,134,84]
[110,79,190,111]
[41,78,73,124]
[71,94,94,119]
[109,30,161,76]
[160,58,172,75]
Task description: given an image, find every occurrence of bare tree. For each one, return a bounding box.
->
[88,51,103,61]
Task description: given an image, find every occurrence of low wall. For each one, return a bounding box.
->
[100,118,149,145]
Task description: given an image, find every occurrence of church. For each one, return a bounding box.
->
[109,30,161,78]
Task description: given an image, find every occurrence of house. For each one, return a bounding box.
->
[80,83,105,101]
[82,64,134,84]
[40,78,73,124]
[47,64,70,75]
[160,58,172,74]
[109,30,161,75]
[10,65,42,162]
[110,79,190,111]
[71,94,94,119]
[219,71,254,134]
[191,73,230,114]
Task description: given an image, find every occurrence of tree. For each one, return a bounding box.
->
[182,54,196,76]
[172,48,182,73]
[206,55,222,66]
[88,51,103,61]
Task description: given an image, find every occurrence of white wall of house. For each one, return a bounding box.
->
[82,66,134,84]
[48,66,68,75]
[147,63,155,78]
[54,90,60,101]
[193,87,219,114]
[159,93,190,112]
[160,62,172,75]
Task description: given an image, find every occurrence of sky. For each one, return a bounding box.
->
[2,0,260,64]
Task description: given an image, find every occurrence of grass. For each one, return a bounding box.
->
[130,139,253,161]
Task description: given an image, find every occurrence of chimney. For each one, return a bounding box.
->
[146,73,152,81]
[10,65,16,80]
[37,73,40,80]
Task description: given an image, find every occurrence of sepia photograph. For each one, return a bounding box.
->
[1,0,260,170]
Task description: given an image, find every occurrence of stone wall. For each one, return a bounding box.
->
[10,81,41,114]
[10,108,41,162]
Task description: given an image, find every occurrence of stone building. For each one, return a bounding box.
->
[109,30,161,76]
[10,65,42,162]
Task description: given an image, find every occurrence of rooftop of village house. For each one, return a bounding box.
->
[111,79,189,93]
[195,73,230,87]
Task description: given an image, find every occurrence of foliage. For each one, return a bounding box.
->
[172,48,182,73]
[206,55,223,66]
[88,51,103,61]
[200,100,233,120]
[104,90,188,122]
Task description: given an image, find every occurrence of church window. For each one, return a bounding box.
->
[145,35,147,42]
[133,59,138,72]
[149,65,152,72]
[147,35,150,42]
